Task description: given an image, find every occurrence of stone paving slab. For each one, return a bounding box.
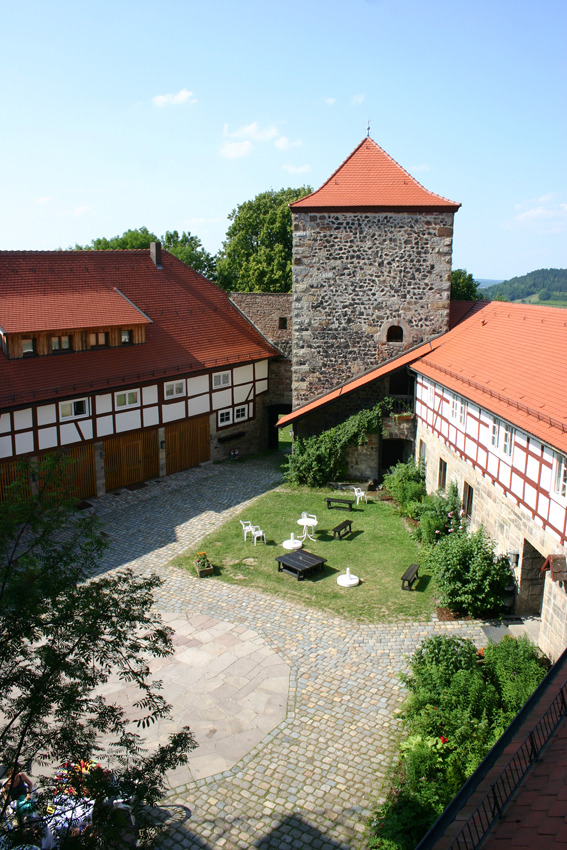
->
[91,455,487,850]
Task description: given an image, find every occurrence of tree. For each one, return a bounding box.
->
[215,186,312,292]
[73,226,216,279]
[450,269,482,301]
[0,455,196,848]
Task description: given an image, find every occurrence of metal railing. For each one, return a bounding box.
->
[388,395,415,415]
[447,682,567,849]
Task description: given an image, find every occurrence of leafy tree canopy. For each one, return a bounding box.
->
[0,455,196,848]
[73,226,216,279]
[216,186,312,292]
[450,269,482,301]
[482,268,567,302]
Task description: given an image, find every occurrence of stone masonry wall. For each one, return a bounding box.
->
[292,211,454,407]
[209,393,268,462]
[230,292,292,358]
[416,421,567,662]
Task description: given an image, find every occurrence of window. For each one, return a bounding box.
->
[234,405,247,421]
[450,393,458,420]
[554,453,567,498]
[22,338,35,356]
[492,416,514,456]
[165,380,185,399]
[115,390,139,409]
[60,398,88,419]
[502,423,513,456]
[387,325,403,342]
[218,408,232,426]
[438,458,447,491]
[459,399,466,425]
[419,440,427,475]
[51,335,71,352]
[213,371,231,389]
[278,317,288,330]
[90,332,107,347]
[491,417,499,447]
[121,329,132,344]
[428,382,435,408]
[463,482,474,518]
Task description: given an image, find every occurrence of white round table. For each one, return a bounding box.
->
[282,533,302,550]
[297,517,318,542]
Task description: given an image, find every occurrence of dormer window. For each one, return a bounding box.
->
[121,329,132,344]
[51,335,71,353]
[22,338,35,356]
[90,332,108,347]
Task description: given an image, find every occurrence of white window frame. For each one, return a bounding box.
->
[459,399,466,425]
[121,329,132,344]
[427,381,435,408]
[59,398,89,420]
[213,370,231,390]
[502,422,513,457]
[164,379,186,399]
[115,389,140,410]
[491,416,514,458]
[22,338,35,356]
[554,453,567,499]
[450,393,458,421]
[491,416,500,447]
[234,405,248,422]
[218,408,232,427]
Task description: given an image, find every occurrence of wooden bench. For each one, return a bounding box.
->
[401,564,419,591]
[324,497,354,511]
[332,520,353,540]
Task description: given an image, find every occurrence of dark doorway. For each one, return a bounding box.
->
[517,539,546,615]
[267,404,292,450]
[380,438,411,480]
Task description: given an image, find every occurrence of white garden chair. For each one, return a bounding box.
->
[297,512,318,542]
[352,487,367,505]
[240,520,254,541]
[252,526,266,546]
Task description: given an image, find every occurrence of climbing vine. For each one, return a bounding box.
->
[283,399,393,487]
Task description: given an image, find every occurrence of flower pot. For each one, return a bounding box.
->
[194,561,214,577]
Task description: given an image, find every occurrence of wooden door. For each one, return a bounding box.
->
[0,459,31,502]
[104,429,159,491]
[36,445,97,501]
[165,416,210,475]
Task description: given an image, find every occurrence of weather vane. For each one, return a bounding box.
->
[366,118,370,138]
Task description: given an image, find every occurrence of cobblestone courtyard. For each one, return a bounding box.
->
[91,457,486,849]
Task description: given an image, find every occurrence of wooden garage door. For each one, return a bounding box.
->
[104,429,159,491]
[37,445,97,501]
[166,416,210,476]
[0,459,31,502]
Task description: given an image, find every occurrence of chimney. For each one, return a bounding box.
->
[150,241,162,268]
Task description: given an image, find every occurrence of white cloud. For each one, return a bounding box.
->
[410,164,430,173]
[34,196,51,205]
[282,164,312,174]
[503,200,567,234]
[73,206,89,217]
[220,140,254,159]
[223,121,278,141]
[152,88,196,107]
[323,97,336,106]
[351,93,365,105]
[274,136,302,151]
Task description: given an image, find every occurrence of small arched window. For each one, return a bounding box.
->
[387,325,403,342]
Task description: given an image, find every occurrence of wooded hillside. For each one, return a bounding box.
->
[483,268,567,301]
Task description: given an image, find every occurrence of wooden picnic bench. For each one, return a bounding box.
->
[332,519,353,540]
[401,564,419,591]
[324,497,354,511]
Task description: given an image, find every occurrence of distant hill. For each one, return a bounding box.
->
[476,278,504,288]
[482,268,567,302]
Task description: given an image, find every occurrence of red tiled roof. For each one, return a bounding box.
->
[448,299,490,329]
[290,137,460,212]
[0,251,278,407]
[0,289,148,333]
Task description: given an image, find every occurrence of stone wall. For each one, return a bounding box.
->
[209,394,269,461]
[292,211,454,407]
[266,358,292,406]
[416,421,567,661]
[230,292,292,358]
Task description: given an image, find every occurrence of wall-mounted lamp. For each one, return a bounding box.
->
[509,551,520,568]
[160,440,166,450]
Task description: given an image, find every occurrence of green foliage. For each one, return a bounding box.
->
[539,288,551,301]
[369,635,547,849]
[425,527,512,617]
[482,268,567,302]
[216,186,312,292]
[411,482,463,543]
[284,400,391,488]
[73,226,216,278]
[382,459,426,514]
[450,269,482,301]
[0,455,197,848]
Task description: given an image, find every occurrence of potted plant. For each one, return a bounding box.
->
[194,551,214,577]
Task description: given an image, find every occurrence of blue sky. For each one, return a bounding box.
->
[1,0,565,279]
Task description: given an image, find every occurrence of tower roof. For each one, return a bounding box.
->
[290,137,461,212]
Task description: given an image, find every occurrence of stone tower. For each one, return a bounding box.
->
[290,137,460,407]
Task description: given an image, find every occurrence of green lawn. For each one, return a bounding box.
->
[174,486,433,622]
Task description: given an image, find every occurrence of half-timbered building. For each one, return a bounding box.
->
[0,244,279,499]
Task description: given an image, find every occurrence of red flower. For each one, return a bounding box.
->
[440,736,449,744]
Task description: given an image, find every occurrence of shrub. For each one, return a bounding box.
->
[413,483,464,543]
[284,400,391,487]
[369,635,547,849]
[425,527,512,616]
[382,459,426,514]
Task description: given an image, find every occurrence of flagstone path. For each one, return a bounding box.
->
[90,456,486,850]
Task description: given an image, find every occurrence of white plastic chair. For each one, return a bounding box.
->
[353,487,367,505]
[298,513,317,542]
[252,526,266,546]
[240,520,254,541]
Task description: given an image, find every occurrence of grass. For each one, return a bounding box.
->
[175,485,434,622]
[278,414,293,448]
